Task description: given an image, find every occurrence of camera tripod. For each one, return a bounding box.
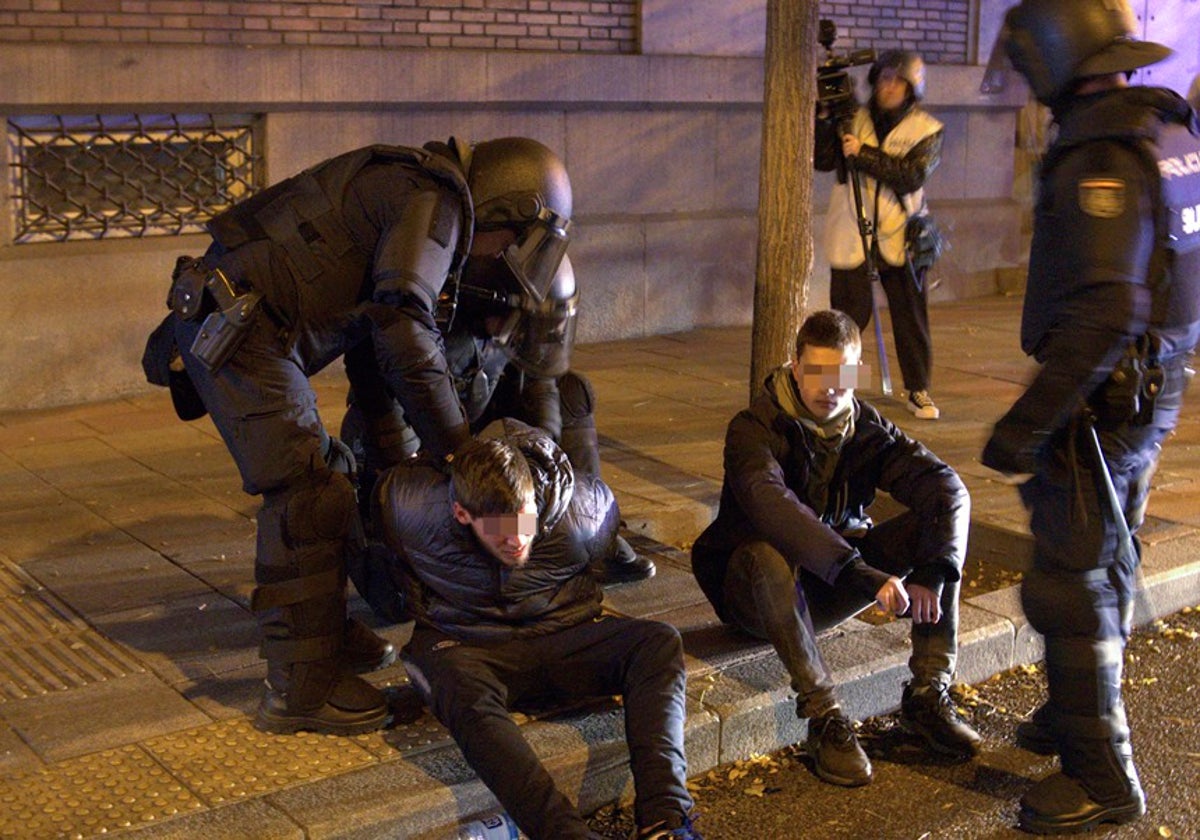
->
[840,139,894,397]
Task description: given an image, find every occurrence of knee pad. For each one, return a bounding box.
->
[288,472,356,547]
[262,472,356,551]
[1021,568,1122,638]
[557,371,595,424]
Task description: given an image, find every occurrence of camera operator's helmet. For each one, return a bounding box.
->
[1003,0,1171,107]
[868,50,926,101]
[467,137,572,302]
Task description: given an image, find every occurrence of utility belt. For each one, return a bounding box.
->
[168,256,263,373]
[1087,334,1169,429]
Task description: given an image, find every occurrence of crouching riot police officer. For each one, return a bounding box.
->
[142,137,583,736]
[341,250,655,585]
[982,1,1200,832]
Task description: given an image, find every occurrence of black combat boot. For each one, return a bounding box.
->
[598,534,656,584]
[900,681,982,757]
[256,659,391,736]
[342,616,397,673]
[1015,702,1058,755]
[1019,737,1145,834]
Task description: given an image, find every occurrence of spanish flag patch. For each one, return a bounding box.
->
[1078,178,1126,218]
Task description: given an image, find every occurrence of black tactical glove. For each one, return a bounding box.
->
[364,406,420,469]
[322,433,358,478]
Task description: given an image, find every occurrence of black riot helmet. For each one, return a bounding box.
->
[1003,0,1171,107]
[465,137,573,306]
[868,50,927,101]
[446,253,579,379]
[492,252,578,378]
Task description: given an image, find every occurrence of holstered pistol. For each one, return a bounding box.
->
[190,268,262,372]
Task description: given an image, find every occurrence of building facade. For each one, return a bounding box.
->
[0,1,1029,409]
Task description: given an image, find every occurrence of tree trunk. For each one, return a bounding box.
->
[750,0,817,401]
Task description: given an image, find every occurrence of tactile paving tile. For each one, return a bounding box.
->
[372,708,455,758]
[142,718,378,806]
[0,743,204,839]
[0,558,144,702]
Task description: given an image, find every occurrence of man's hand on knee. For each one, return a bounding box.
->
[905,582,942,624]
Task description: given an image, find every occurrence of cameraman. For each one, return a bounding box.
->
[816,50,944,420]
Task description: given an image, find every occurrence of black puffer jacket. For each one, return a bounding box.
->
[375,418,617,642]
[692,367,970,622]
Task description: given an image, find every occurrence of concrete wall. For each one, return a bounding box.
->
[0,25,1029,410]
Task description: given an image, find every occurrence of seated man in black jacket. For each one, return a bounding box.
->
[366,419,700,840]
[691,309,980,788]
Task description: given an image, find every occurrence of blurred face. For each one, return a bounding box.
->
[453,498,539,568]
[873,68,910,112]
[792,343,865,421]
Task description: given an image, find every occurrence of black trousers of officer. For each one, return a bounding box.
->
[721,511,959,719]
[403,615,693,840]
[1018,362,1186,801]
[831,258,933,394]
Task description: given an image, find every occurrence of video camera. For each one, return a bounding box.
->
[817,19,876,127]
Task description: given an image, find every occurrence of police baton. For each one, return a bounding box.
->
[845,158,893,396]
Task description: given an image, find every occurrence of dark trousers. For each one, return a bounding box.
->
[831,261,932,393]
[403,615,693,840]
[174,293,357,696]
[1018,407,1174,797]
[722,512,959,717]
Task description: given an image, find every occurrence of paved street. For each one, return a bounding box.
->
[1,295,1199,838]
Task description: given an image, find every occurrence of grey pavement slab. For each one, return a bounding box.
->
[0,672,211,762]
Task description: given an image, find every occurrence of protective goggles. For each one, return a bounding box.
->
[500,206,571,303]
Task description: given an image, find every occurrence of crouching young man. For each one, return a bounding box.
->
[371,418,701,840]
[691,310,981,788]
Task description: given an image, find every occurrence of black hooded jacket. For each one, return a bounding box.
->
[375,419,619,642]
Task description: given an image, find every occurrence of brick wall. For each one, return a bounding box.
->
[819,1,969,63]
[0,0,637,51]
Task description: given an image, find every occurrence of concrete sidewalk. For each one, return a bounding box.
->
[2,295,1199,839]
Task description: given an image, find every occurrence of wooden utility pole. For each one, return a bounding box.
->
[750,0,818,400]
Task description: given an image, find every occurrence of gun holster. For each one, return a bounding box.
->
[189,268,263,373]
[1092,338,1163,428]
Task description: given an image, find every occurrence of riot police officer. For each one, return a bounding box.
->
[342,252,655,585]
[982,1,1200,832]
[146,137,577,736]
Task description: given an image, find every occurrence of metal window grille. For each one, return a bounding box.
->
[7,114,262,244]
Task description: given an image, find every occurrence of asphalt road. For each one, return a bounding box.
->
[589,603,1200,840]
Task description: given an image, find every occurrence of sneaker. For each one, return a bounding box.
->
[633,813,704,839]
[906,390,940,420]
[804,712,873,787]
[900,682,982,757]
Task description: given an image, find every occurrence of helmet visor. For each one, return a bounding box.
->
[500,207,570,304]
[496,292,579,378]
